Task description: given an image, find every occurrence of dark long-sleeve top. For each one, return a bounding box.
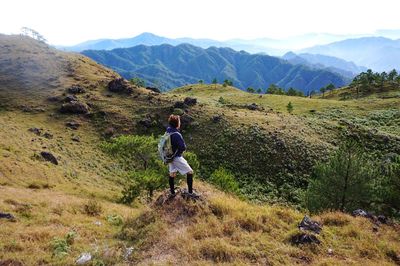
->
[166,126,186,157]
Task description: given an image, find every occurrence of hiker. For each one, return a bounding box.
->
[165,114,196,196]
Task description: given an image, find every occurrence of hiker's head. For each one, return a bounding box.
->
[168,114,181,129]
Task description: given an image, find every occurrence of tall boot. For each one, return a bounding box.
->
[187,173,193,194]
[169,176,175,194]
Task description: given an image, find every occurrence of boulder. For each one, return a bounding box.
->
[68,85,86,94]
[146,86,161,93]
[290,233,321,245]
[40,151,58,165]
[66,121,81,130]
[28,127,41,136]
[43,132,53,139]
[212,115,222,123]
[107,78,133,94]
[298,216,322,234]
[184,97,197,106]
[76,253,92,265]
[64,95,78,102]
[60,101,89,114]
[0,212,16,221]
[72,136,80,142]
[247,103,263,111]
[173,101,189,110]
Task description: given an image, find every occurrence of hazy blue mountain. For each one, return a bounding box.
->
[82,43,349,92]
[282,52,367,78]
[300,37,400,71]
[61,32,282,55]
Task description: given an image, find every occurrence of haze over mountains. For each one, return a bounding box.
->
[61,32,400,83]
[82,43,349,92]
[301,37,400,71]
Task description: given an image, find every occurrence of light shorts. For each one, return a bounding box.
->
[168,156,193,175]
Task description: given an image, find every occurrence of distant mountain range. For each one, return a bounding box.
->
[282,52,367,79]
[82,43,349,92]
[301,37,400,72]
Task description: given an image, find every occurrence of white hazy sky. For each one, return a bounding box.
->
[1,0,400,45]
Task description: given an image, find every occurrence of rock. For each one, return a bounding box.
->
[124,247,134,260]
[107,78,133,94]
[28,127,41,136]
[173,101,189,109]
[66,121,81,130]
[298,216,322,234]
[377,215,388,224]
[146,87,161,93]
[72,136,80,142]
[94,221,102,226]
[247,103,259,111]
[0,212,16,221]
[68,85,86,94]
[64,95,78,102]
[184,97,197,106]
[60,101,89,114]
[43,132,53,139]
[352,209,369,217]
[40,151,58,165]
[47,95,62,102]
[290,233,321,245]
[328,248,334,255]
[76,253,92,265]
[212,115,222,123]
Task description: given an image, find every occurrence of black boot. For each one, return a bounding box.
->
[187,173,193,194]
[169,176,175,194]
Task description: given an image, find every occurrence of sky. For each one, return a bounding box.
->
[1,0,400,46]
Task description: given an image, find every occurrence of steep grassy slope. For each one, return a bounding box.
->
[0,35,399,265]
[82,43,349,92]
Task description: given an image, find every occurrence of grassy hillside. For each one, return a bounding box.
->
[0,35,399,265]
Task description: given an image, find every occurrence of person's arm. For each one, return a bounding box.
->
[177,133,186,154]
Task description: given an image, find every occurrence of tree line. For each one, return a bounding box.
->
[349,69,400,98]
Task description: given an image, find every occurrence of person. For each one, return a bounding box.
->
[166,114,196,196]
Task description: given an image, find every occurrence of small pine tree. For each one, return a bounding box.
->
[212,78,218,84]
[286,102,293,114]
[198,80,204,84]
[305,141,375,213]
[247,87,255,93]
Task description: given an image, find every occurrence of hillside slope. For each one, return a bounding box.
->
[0,35,399,265]
[82,43,349,92]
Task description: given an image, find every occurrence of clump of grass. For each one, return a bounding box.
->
[199,238,238,263]
[119,210,166,249]
[83,198,102,216]
[320,212,350,227]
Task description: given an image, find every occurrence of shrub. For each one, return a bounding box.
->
[305,140,376,213]
[209,167,240,194]
[184,151,200,174]
[83,199,103,216]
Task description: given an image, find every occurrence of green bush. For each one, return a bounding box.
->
[209,167,240,194]
[184,151,200,174]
